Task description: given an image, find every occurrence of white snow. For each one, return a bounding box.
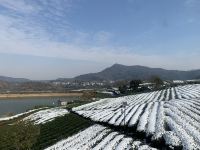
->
[23,107,68,124]
[163,131,182,147]
[45,124,158,150]
[166,116,199,150]
[0,107,47,121]
[137,102,153,132]
[146,102,159,135]
[115,137,133,150]
[72,84,200,149]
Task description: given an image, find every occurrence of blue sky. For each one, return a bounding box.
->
[0,0,199,79]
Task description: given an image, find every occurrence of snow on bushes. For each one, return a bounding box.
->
[73,84,200,149]
[23,107,68,124]
[45,124,158,150]
[0,107,47,121]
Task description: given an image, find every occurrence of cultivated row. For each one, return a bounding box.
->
[73,84,200,149]
[45,124,157,150]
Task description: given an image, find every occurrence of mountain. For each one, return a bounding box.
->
[0,76,30,83]
[75,64,200,81]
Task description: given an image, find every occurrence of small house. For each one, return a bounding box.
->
[57,99,74,106]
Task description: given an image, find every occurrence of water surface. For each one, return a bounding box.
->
[0,97,79,117]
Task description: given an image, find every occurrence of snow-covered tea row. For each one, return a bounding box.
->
[0,107,47,121]
[24,107,68,124]
[165,99,200,149]
[45,124,157,150]
[73,85,200,149]
[73,84,200,113]
[75,99,200,149]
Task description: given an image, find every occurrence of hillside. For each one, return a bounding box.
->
[73,84,200,149]
[0,76,30,83]
[75,64,200,81]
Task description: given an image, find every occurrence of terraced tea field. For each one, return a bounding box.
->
[73,84,200,149]
[45,124,157,150]
[1,84,200,149]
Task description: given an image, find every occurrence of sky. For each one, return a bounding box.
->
[0,0,200,80]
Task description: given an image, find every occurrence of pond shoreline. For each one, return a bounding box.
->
[0,92,83,99]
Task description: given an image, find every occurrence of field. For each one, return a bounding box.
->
[32,113,93,150]
[1,84,200,149]
[0,107,48,126]
[45,124,157,150]
[73,84,200,149]
[23,107,69,124]
[0,112,93,150]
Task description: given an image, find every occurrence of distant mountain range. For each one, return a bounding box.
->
[1,64,200,83]
[75,64,200,81]
[0,76,30,83]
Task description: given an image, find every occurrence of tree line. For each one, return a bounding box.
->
[118,76,163,94]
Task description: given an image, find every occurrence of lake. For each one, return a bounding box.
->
[0,97,79,117]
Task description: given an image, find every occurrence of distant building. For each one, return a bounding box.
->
[57,99,74,106]
[172,80,185,84]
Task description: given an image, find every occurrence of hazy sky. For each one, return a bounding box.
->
[0,0,200,80]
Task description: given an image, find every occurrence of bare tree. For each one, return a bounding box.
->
[151,75,163,89]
